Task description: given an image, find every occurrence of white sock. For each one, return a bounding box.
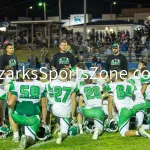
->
[78,124,82,130]
[94,120,103,131]
[141,125,150,130]
[13,131,19,138]
[136,112,144,127]
[136,131,140,136]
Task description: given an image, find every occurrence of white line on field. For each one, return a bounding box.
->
[12,139,56,150]
[31,139,56,148]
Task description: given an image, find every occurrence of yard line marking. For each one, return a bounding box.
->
[12,139,56,150]
[30,139,56,148]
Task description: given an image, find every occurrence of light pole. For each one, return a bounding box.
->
[26,6,33,17]
[39,2,47,38]
[83,0,87,41]
[59,0,62,42]
[110,1,116,20]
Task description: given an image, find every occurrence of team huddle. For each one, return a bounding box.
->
[0,60,150,149]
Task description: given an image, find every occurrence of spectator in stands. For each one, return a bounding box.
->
[35,56,40,69]
[92,55,98,68]
[134,44,142,62]
[45,55,50,69]
[28,55,34,68]
[54,39,58,48]
[97,57,102,70]
[104,46,112,57]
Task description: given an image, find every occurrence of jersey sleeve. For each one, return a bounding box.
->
[41,82,47,98]
[9,82,18,96]
[140,76,150,84]
[73,84,79,93]
[106,83,114,96]
[127,79,137,91]
[0,89,7,101]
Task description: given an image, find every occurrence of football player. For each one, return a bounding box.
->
[48,68,78,144]
[107,72,150,138]
[78,75,105,140]
[127,69,146,128]
[8,69,47,149]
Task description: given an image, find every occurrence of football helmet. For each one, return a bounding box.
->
[36,124,50,141]
[68,124,79,136]
[0,126,10,139]
[104,118,118,133]
[83,119,95,134]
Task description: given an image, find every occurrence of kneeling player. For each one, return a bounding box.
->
[107,72,150,138]
[8,69,47,149]
[78,76,105,140]
[49,68,77,144]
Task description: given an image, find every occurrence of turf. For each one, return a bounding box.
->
[0,132,150,150]
[14,48,59,62]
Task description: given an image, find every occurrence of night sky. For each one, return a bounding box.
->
[0,0,150,20]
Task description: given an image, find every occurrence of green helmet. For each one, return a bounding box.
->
[36,124,51,141]
[0,126,10,139]
[104,118,118,133]
[68,124,79,136]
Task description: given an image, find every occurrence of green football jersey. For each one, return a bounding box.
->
[9,80,46,116]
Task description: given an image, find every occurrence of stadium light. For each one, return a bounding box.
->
[39,2,43,6]
[113,1,117,5]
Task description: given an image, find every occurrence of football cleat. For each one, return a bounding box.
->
[139,128,150,139]
[18,135,27,150]
[56,132,63,144]
[92,128,100,140]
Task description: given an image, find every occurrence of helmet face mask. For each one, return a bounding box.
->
[36,124,50,141]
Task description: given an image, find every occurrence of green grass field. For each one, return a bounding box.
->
[0,132,150,150]
[14,47,59,62]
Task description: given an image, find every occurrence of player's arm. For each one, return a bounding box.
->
[141,84,147,95]
[71,92,77,119]
[8,94,17,109]
[78,95,85,106]
[41,97,47,124]
[108,95,113,119]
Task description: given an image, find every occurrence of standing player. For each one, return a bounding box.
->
[48,68,78,144]
[78,76,105,140]
[107,72,150,138]
[8,69,47,149]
